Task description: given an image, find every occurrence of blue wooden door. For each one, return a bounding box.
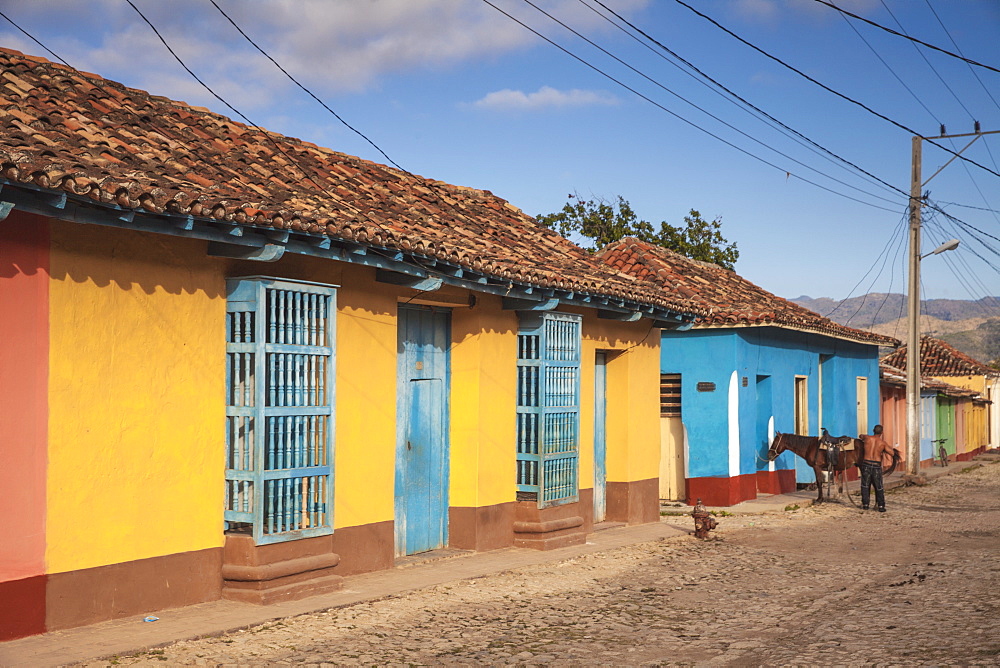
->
[395,306,450,557]
[593,352,607,523]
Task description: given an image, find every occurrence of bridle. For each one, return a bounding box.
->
[765,432,785,462]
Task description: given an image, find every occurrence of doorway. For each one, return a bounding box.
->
[395,305,450,556]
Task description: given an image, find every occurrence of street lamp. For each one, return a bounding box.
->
[922,239,960,258]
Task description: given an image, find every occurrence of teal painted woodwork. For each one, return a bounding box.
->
[225,277,337,545]
[936,396,956,458]
[395,305,450,557]
[593,352,607,523]
[516,311,581,508]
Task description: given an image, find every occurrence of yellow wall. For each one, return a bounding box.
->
[577,314,661,487]
[932,375,990,452]
[46,224,226,574]
[43,222,663,571]
[331,267,398,528]
[449,296,518,508]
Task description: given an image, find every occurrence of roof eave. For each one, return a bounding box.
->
[690,321,897,347]
[0,180,698,325]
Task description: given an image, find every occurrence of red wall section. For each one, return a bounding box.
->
[686,473,758,507]
[0,212,49,589]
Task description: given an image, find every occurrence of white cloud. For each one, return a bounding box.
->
[473,86,619,110]
[0,0,647,114]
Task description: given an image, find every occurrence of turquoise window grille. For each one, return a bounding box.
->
[225,277,336,545]
[516,311,581,508]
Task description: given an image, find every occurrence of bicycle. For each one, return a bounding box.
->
[932,438,949,467]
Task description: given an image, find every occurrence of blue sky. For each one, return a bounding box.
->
[2,0,998,310]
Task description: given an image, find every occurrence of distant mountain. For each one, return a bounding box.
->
[791,294,1000,328]
[791,294,1000,365]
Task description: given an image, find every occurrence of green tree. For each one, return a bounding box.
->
[537,195,739,269]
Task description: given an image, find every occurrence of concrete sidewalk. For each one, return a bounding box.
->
[3,452,995,667]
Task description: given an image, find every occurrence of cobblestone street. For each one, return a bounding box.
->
[81,460,1000,667]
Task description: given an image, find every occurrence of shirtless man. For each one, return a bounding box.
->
[859,425,897,512]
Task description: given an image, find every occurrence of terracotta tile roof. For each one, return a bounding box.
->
[880,362,983,398]
[0,48,701,316]
[881,336,999,378]
[598,237,898,346]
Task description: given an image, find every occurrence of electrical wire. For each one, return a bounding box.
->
[866,215,910,329]
[812,0,1000,75]
[519,0,901,207]
[123,0,395,239]
[838,8,941,126]
[923,0,1000,114]
[672,0,1000,180]
[580,0,906,201]
[878,0,974,121]
[481,0,901,213]
[0,10,70,66]
[923,218,1000,315]
[206,0,403,171]
[841,213,909,326]
[824,210,909,320]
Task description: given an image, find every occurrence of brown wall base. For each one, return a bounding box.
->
[513,499,586,550]
[449,502,515,551]
[606,478,659,525]
[45,548,223,632]
[329,521,395,576]
[222,534,343,605]
[0,575,47,641]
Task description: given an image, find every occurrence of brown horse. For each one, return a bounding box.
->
[767,432,899,503]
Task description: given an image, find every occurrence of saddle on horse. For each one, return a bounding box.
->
[819,429,855,468]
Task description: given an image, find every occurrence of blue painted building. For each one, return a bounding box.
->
[600,239,898,506]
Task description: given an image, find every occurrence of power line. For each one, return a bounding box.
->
[481,0,900,213]
[824,211,908,319]
[866,215,910,329]
[841,213,908,326]
[878,0,973,121]
[519,0,900,207]
[672,0,1000,180]
[923,0,1000,114]
[206,0,403,171]
[838,8,940,126]
[123,0,395,239]
[812,0,1000,75]
[923,217,1000,315]
[0,10,70,66]
[581,0,906,201]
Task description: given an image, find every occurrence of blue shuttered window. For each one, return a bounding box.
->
[516,312,581,508]
[225,277,336,545]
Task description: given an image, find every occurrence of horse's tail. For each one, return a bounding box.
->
[883,451,901,476]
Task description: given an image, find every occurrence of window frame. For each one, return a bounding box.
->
[224,276,337,545]
[516,311,582,509]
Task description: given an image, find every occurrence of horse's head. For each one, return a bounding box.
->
[767,431,786,461]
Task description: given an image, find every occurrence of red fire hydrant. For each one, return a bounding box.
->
[692,498,718,539]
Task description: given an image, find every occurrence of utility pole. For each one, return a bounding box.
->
[905,136,922,477]
[905,126,998,477]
